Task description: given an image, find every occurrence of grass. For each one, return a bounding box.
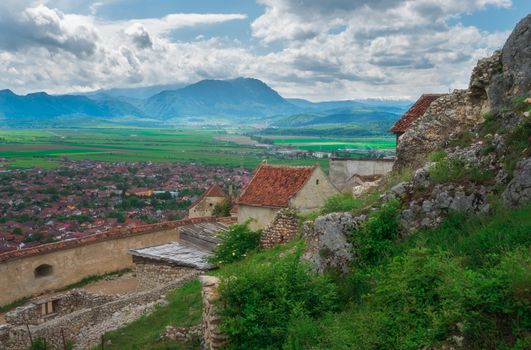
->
[98,279,203,350]
[56,268,132,292]
[0,296,31,314]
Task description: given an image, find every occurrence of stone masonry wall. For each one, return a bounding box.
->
[0,272,200,350]
[133,255,197,289]
[199,276,228,350]
[260,208,299,248]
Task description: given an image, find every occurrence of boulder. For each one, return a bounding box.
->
[502,158,531,207]
[302,212,366,274]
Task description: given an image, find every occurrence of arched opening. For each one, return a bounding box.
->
[34,264,53,278]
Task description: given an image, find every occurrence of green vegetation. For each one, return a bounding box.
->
[0,296,31,314]
[218,250,337,350]
[209,223,262,265]
[429,158,495,184]
[98,280,202,350]
[212,200,233,217]
[320,193,364,214]
[56,269,131,292]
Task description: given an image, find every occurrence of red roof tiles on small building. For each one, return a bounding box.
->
[390,94,446,134]
[189,183,227,210]
[237,163,316,208]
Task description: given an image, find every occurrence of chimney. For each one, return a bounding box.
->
[228,184,233,197]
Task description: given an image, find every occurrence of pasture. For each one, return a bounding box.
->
[268,136,396,151]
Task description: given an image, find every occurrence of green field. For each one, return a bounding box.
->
[269,136,396,151]
[0,128,396,171]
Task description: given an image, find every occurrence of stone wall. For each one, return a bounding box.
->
[329,158,394,192]
[5,291,115,326]
[0,272,200,350]
[199,276,228,350]
[260,209,299,248]
[133,255,197,289]
[0,217,231,306]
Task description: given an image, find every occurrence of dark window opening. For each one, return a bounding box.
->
[34,264,53,278]
[316,179,320,185]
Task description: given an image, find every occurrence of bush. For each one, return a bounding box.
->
[219,254,337,349]
[428,149,447,162]
[320,193,363,214]
[352,199,401,267]
[212,200,233,217]
[209,223,262,265]
[31,337,47,350]
[429,159,495,184]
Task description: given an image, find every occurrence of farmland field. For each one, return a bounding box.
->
[0,128,396,171]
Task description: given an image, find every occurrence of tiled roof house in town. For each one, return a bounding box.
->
[188,184,228,218]
[390,94,446,144]
[236,161,338,229]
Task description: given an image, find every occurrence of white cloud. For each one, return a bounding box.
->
[0,0,516,100]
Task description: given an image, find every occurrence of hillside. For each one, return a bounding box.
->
[97,14,531,350]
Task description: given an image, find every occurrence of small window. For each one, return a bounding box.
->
[34,264,53,278]
[209,203,213,206]
[316,179,320,185]
[40,300,58,316]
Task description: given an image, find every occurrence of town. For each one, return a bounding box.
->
[0,159,251,253]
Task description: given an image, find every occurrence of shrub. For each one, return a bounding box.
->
[449,130,475,148]
[209,223,262,265]
[429,158,466,183]
[31,337,47,350]
[219,254,337,349]
[428,149,447,162]
[212,200,233,217]
[352,199,401,267]
[320,193,363,214]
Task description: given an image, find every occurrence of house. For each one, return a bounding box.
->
[188,184,228,218]
[390,94,446,144]
[236,161,338,230]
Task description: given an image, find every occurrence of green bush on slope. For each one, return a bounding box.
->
[209,222,262,265]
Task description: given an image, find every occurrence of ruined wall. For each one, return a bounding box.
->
[329,158,394,192]
[260,209,299,248]
[289,167,338,213]
[133,255,196,289]
[189,196,226,218]
[0,272,199,350]
[199,276,228,350]
[0,217,230,306]
[237,205,279,230]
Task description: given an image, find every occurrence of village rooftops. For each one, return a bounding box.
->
[188,183,227,209]
[129,242,214,270]
[390,94,447,134]
[237,162,316,208]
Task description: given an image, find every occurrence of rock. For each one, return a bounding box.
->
[302,213,366,274]
[413,166,431,188]
[502,158,531,206]
[489,14,531,111]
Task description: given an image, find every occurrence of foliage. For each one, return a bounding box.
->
[31,337,48,350]
[218,252,338,350]
[352,199,401,267]
[209,223,262,265]
[212,200,233,217]
[0,296,31,314]
[320,193,363,214]
[448,130,475,148]
[107,211,126,223]
[429,158,494,184]
[428,149,447,162]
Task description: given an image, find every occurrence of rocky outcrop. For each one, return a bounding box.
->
[502,158,531,206]
[489,14,531,111]
[395,15,530,169]
[302,213,366,274]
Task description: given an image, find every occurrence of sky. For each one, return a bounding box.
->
[0,0,529,101]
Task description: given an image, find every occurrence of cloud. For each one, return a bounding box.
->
[124,23,153,49]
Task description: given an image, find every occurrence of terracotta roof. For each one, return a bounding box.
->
[189,184,227,209]
[390,94,446,133]
[237,163,316,208]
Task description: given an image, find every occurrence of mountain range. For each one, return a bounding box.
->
[0,78,411,133]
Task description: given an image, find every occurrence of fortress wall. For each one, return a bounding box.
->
[329,158,394,192]
[0,217,233,306]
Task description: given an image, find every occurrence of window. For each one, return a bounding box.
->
[34,264,53,278]
[316,179,320,185]
[40,300,58,316]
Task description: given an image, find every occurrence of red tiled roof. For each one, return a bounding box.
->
[390,94,446,133]
[237,163,316,208]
